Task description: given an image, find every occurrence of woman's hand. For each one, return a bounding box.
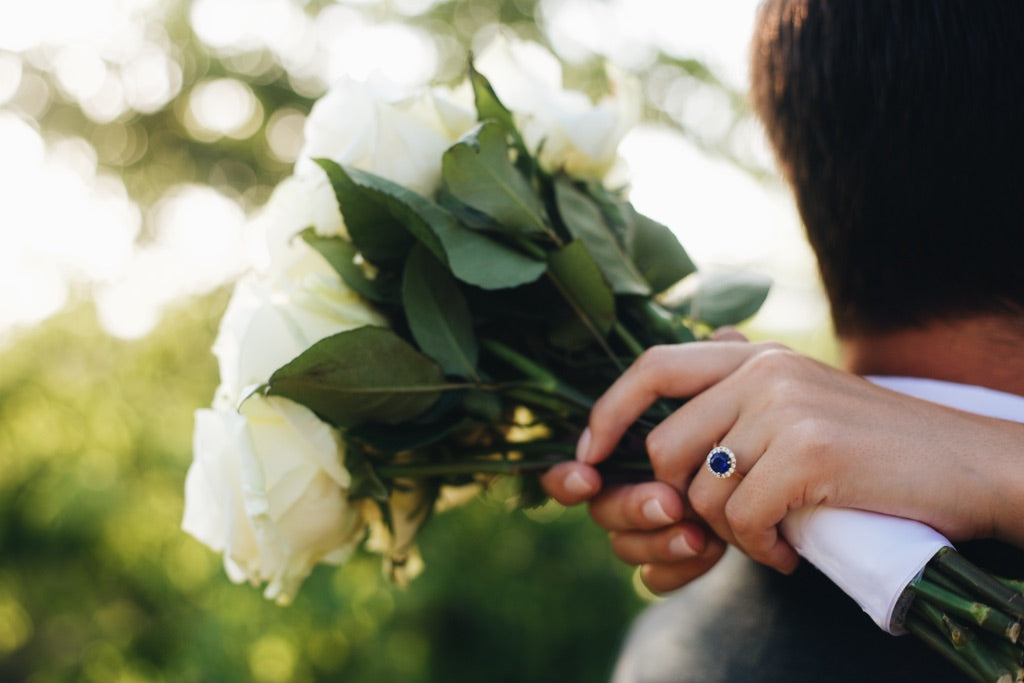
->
[540,461,728,591]
[539,328,745,592]
[575,341,1023,575]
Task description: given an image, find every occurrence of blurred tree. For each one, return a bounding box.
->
[1,0,770,339]
[0,298,645,682]
[6,0,765,227]
[0,1,767,680]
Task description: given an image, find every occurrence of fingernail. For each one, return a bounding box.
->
[669,534,697,558]
[564,471,595,497]
[642,498,673,525]
[575,427,592,462]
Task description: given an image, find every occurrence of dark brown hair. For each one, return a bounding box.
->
[750,0,1024,335]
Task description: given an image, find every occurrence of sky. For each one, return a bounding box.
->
[0,0,827,343]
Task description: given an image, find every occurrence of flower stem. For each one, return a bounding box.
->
[933,548,1024,621]
[613,320,646,358]
[503,387,577,415]
[914,599,1017,683]
[375,458,562,479]
[372,442,653,481]
[905,610,986,683]
[914,578,1021,644]
[482,338,558,386]
[481,338,596,411]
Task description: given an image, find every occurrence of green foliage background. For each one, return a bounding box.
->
[0,1,790,681]
[0,296,646,682]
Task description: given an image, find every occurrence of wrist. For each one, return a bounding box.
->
[989,420,1024,548]
[954,413,1024,548]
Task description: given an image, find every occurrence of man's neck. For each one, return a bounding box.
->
[840,315,1024,397]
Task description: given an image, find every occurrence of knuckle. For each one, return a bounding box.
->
[756,340,790,354]
[787,415,833,454]
[633,345,673,377]
[744,345,799,380]
[687,483,716,519]
[644,429,671,470]
[723,497,756,536]
[739,348,819,414]
[746,545,775,567]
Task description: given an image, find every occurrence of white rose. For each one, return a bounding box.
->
[184,395,365,604]
[250,174,347,262]
[475,33,641,180]
[295,77,476,198]
[211,245,385,409]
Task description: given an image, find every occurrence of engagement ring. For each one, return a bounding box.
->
[706,445,737,479]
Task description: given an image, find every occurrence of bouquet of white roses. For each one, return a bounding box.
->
[182,35,1023,682]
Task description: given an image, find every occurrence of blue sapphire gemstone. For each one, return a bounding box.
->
[707,447,735,477]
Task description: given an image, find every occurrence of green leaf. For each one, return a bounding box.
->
[436,188,505,233]
[265,326,447,427]
[629,208,697,294]
[546,240,616,349]
[462,389,502,423]
[329,162,546,290]
[316,159,420,264]
[442,121,550,236]
[347,411,464,452]
[402,244,479,379]
[319,160,451,265]
[553,176,650,296]
[683,271,772,327]
[582,181,635,248]
[468,59,518,139]
[425,206,548,290]
[299,228,397,303]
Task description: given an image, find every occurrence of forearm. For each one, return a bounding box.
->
[879,402,1024,551]
[971,414,1024,548]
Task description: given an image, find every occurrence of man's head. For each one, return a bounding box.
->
[750,0,1024,336]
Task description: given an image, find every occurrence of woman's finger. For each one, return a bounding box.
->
[609,522,708,564]
[578,342,783,466]
[641,380,743,489]
[708,326,748,342]
[587,481,687,532]
[639,538,728,593]
[721,452,803,573]
[539,461,601,505]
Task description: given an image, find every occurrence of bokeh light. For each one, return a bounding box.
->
[94,184,248,339]
[0,53,23,105]
[0,113,140,334]
[185,78,264,140]
[265,107,306,163]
